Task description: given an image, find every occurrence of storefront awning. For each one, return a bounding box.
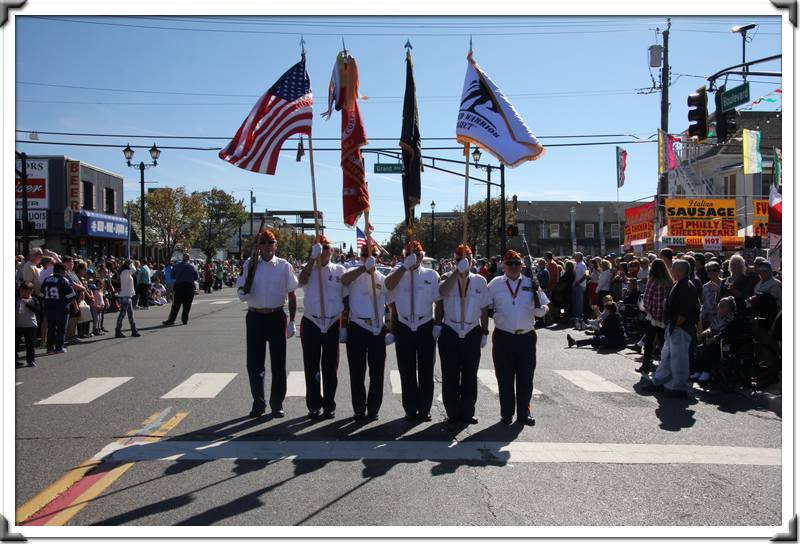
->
[76,210,129,240]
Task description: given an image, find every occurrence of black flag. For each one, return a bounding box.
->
[399,50,422,237]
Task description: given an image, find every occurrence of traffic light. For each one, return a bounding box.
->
[714,85,737,143]
[687,86,709,142]
[506,225,519,237]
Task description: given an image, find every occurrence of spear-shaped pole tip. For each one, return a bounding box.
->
[404,39,413,51]
[300,35,306,56]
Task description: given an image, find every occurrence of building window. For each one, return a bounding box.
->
[82,181,94,210]
[610,223,620,239]
[105,188,115,214]
[723,173,737,197]
[539,222,548,239]
[549,224,559,238]
[584,223,595,238]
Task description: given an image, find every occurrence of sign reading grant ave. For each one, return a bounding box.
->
[374,163,404,174]
[721,83,750,112]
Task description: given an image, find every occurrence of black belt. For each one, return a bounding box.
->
[249,306,283,314]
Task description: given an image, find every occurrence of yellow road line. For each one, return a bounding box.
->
[42,411,189,526]
[16,410,188,525]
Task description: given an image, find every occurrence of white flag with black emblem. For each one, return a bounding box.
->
[456,53,545,167]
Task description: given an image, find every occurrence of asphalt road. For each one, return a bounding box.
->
[13,287,783,530]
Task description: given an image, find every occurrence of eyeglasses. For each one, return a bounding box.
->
[321,245,331,250]
[258,240,276,245]
[505,261,522,266]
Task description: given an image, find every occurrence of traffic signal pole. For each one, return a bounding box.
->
[657,19,670,238]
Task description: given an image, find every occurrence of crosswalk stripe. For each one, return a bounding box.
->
[209,300,232,305]
[35,377,133,405]
[554,370,629,393]
[286,371,306,397]
[161,373,237,399]
[98,440,781,466]
[389,370,402,394]
[478,369,542,396]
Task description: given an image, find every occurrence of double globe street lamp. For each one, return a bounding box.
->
[123,143,161,260]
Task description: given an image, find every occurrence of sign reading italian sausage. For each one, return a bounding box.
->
[665,198,738,237]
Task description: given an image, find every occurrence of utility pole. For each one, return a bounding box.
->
[249,189,254,239]
[657,18,671,240]
[499,163,507,258]
[16,152,30,256]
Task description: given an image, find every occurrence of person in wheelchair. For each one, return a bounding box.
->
[690,296,748,385]
[567,301,626,350]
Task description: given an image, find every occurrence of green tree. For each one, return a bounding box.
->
[194,188,248,260]
[144,187,205,259]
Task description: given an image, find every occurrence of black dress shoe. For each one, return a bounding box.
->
[308,410,320,419]
[418,413,432,422]
[500,417,513,425]
[353,413,365,421]
[367,413,379,421]
[566,334,575,348]
[404,412,418,421]
[639,382,663,394]
[248,409,265,418]
[463,416,479,425]
[517,416,536,426]
[162,321,174,327]
[322,411,336,420]
[271,409,285,418]
[635,363,653,373]
[131,331,141,337]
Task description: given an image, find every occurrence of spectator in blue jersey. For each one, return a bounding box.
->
[163,260,175,302]
[41,262,78,354]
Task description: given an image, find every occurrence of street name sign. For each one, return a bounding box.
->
[374,163,404,174]
[721,83,750,112]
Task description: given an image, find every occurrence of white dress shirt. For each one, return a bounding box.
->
[389,265,441,331]
[346,270,388,335]
[440,271,491,338]
[236,256,298,309]
[302,261,346,332]
[597,269,612,291]
[574,260,588,286]
[488,274,551,334]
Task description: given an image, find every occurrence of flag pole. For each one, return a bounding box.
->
[306,126,326,320]
[363,211,381,327]
[463,142,470,244]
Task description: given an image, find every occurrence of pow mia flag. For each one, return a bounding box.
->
[456,53,544,167]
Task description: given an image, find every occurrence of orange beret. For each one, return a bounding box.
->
[405,240,424,254]
[503,249,522,262]
[454,244,473,257]
[318,234,332,245]
[259,229,276,242]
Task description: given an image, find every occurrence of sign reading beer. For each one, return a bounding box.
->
[624,200,655,247]
[66,160,82,212]
[15,158,49,209]
[665,198,737,237]
[752,198,769,238]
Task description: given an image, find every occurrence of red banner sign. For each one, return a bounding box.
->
[623,201,655,247]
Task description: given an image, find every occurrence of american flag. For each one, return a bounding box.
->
[356,226,387,255]
[219,57,312,175]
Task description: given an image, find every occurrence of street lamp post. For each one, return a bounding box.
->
[123,143,160,260]
[731,23,757,82]
[430,200,436,257]
[15,151,30,256]
[472,147,506,258]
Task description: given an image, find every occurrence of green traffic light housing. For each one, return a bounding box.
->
[687,86,709,143]
[714,85,737,143]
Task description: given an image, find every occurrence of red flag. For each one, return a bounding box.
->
[327,53,369,227]
[768,183,782,235]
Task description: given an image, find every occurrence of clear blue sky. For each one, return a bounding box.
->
[15,16,782,247]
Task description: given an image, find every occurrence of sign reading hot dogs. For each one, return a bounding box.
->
[665,198,738,237]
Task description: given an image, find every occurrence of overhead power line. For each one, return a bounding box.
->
[15,129,652,141]
[16,139,656,151]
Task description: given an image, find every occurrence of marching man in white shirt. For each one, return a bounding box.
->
[297,234,346,420]
[438,244,491,425]
[341,242,393,421]
[488,249,549,426]
[236,229,299,418]
[385,240,442,422]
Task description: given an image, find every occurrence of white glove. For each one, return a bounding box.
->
[384,332,395,346]
[339,327,348,343]
[364,256,376,272]
[310,244,322,260]
[403,254,417,270]
[481,334,488,348]
[287,321,296,338]
[432,324,442,340]
[457,258,470,274]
